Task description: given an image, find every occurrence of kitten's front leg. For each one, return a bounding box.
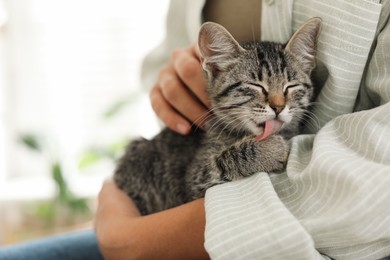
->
[188,135,289,199]
[215,135,289,181]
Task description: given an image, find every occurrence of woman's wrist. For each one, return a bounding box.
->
[95,181,209,260]
[133,199,209,260]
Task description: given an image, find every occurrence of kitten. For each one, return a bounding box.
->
[114,18,322,215]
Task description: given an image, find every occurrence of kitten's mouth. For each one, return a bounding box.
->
[256,120,284,141]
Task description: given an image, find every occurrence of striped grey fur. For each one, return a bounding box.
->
[114,18,321,215]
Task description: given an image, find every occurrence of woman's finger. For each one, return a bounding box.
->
[158,67,209,129]
[172,47,210,108]
[150,84,192,134]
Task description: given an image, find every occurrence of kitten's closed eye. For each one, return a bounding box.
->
[283,84,300,94]
[247,82,268,96]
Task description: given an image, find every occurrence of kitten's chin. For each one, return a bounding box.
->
[252,122,264,134]
[247,122,265,136]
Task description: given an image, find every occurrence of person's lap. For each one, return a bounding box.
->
[0,229,103,260]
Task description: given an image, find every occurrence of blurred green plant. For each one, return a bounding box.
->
[77,92,141,170]
[19,134,90,227]
[78,139,128,170]
[18,92,141,226]
[20,135,43,152]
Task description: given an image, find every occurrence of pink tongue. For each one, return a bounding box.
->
[256,120,284,141]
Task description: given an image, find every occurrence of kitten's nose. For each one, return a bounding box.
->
[271,105,284,115]
[269,95,285,116]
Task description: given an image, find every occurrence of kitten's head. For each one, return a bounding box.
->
[198,18,322,137]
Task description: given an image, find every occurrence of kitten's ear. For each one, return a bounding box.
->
[198,22,245,75]
[285,17,322,74]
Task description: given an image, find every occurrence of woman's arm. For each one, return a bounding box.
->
[95,181,209,260]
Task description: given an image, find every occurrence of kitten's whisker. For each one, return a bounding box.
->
[209,109,250,138]
[191,104,243,131]
[216,115,244,140]
[192,111,214,131]
[226,113,247,138]
[301,110,321,130]
[231,117,249,138]
[292,109,321,132]
[208,111,241,135]
[227,110,257,138]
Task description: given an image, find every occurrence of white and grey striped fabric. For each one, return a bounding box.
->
[141,0,390,259]
[205,0,390,259]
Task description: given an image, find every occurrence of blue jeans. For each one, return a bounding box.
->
[0,230,103,260]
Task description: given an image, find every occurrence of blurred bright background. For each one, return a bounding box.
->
[0,0,168,244]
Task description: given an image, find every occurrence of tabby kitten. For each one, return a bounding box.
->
[115,18,322,215]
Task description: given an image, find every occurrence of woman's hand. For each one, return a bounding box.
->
[95,180,209,260]
[150,43,210,135]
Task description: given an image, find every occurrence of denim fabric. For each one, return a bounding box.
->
[0,230,103,260]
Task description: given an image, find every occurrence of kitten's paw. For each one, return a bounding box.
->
[217,135,289,181]
[257,135,289,173]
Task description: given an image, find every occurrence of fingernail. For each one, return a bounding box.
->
[177,123,189,134]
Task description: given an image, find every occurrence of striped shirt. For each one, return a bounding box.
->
[204,0,390,259]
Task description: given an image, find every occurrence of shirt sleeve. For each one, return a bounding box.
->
[139,0,188,90]
[204,1,390,259]
[140,0,204,90]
